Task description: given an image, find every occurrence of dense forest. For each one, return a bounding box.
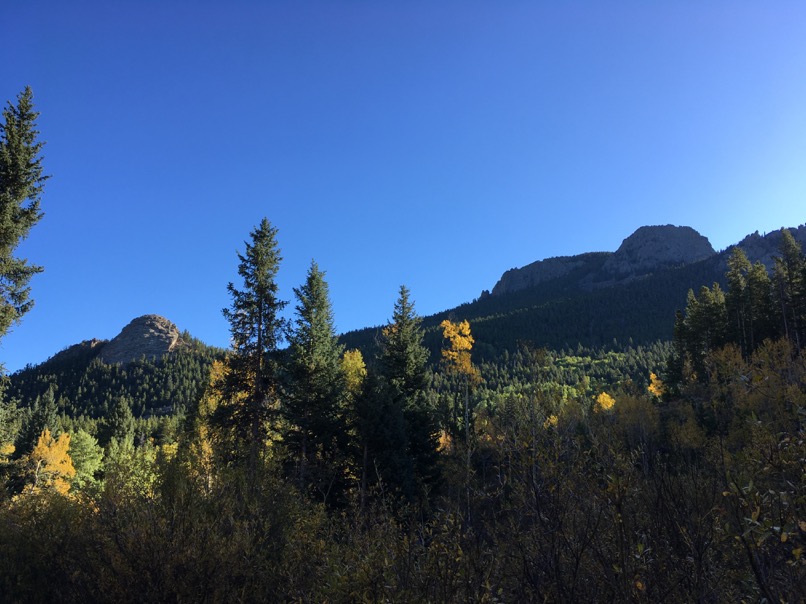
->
[1,89,805,602]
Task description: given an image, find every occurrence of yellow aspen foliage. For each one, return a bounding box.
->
[543,414,559,429]
[440,319,480,382]
[183,359,227,491]
[647,372,665,397]
[594,392,616,413]
[437,429,453,452]
[28,428,76,495]
[341,349,367,397]
[0,442,14,460]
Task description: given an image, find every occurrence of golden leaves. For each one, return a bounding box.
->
[594,392,616,413]
[341,349,367,397]
[29,429,76,495]
[647,372,665,397]
[440,319,480,382]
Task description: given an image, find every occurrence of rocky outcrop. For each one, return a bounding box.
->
[602,225,715,277]
[44,339,107,367]
[98,315,183,365]
[490,225,716,296]
[491,253,602,296]
[732,224,806,270]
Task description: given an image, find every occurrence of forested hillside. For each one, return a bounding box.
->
[342,225,805,360]
[1,213,804,601]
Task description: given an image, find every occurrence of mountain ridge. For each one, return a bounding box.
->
[488,224,804,298]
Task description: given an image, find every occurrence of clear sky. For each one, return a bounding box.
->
[2,1,805,372]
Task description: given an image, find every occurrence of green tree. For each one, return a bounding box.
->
[101,395,135,447]
[746,260,775,350]
[773,229,805,349]
[726,248,751,355]
[379,285,439,501]
[68,429,104,491]
[15,384,58,456]
[0,382,19,459]
[0,87,48,344]
[284,260,347,503]
[216,218,286,478]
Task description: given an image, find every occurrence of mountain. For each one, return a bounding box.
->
[491,225,717,296]
[8,316,223,419]
[41,314,186,369]
[98,314,184,365]
[342,224,806,359]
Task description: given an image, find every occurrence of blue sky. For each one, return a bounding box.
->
[2,1,805,372]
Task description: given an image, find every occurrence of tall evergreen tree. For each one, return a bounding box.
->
[746,260,775,350]
[378,285,439,501]
[0,383,20,459]
[773,229,805,349]
[726,248,751,356]
[101,395,136,447]
[0,87,48,345]
[15,384,58,456]
[216,218,286,477]
[284,261,347,502]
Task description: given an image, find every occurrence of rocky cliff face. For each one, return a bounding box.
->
[490,225,716,296]
[732,224,806,270]
[98,315,183,365]
[491,253,604,296]
[602,225,715,276]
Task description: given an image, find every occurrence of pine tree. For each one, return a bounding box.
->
[216,218,286,477]
[0,87,48,344]
[378,285,439,501]
[102,395,136,446]
[773,229,805,349]
[15,384,58,456]
[0,381,19,459]
[726,248,751,355]
[284,260,347,502]
[746,260,775,350]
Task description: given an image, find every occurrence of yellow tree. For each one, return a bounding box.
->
[341,349,367,399]
[27,428,75,495]
[594,392,616,413]
[440,319,481,518]
[180,359,230,494]
[647,372,666,398]
[440,319,481,438]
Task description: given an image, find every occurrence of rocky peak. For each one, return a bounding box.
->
[602,225,715,276]
[98,314,183,365]
[491,253,601,296]
[733,224,806,270]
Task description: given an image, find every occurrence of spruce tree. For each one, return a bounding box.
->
[726,248,751,355]
[216,218,286,477]
[378,285,439,501]
[15,384,58,456]
[102,395,136,446]
[747,260,775,350]
[0,87,48,344]
[773,229,805,349]
[284,261,347,502]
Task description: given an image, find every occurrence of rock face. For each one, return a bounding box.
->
[491,253,603,296]
[44,339,106,367]
[490,225,716,296]
[98,314,182,365]
[733,224,806,270]
[602,225,716,276]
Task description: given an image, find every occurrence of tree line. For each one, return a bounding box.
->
[0,88,804,602]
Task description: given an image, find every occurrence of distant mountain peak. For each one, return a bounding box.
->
[97,314,183,365]
[602,225,715,276]
[491,224,715,296]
